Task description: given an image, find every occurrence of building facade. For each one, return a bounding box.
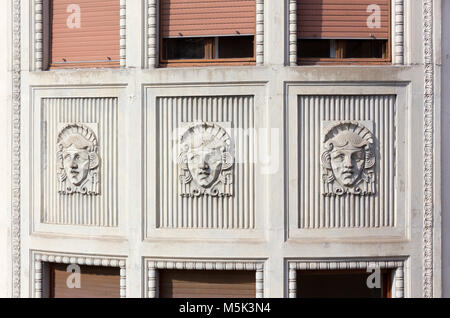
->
[0,0,447,297]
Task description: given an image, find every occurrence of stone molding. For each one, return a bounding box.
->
[33,252,127,298]
[146,259,264,298]
[287,258,406,298]
[422,0,435,299]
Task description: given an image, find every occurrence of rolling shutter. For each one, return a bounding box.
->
[159,270,256,298]
[161,0,256,38]
[50,0,120,68]
[49,264,120,298]
[298,0,390,39]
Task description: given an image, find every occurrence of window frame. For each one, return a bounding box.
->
[296,269,393,298]
[295,0,393,65]
[158,1,258,67]
[35,0,125,71]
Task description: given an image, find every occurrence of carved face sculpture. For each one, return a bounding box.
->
[62,141,91,186]
[321,122,376,196]
[186,146,224,188]
[57,124,100,195]
[329,133,366,187]
[179,123,234,197]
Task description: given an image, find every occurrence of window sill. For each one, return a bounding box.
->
[298,58,391,66]
[49,61,120,70]
[159,58,256,68]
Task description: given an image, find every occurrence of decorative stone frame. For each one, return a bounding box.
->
[146,0,265,68]
[286,83,408,237]
[145,259,265,298]
[288,0,405,65]
[32,252,127,298]
[33,0,127,70]
[287,258,406,298]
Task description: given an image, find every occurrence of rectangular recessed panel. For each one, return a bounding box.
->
[298,0,390,39]
[298,95,396,229]
[146,96,255,230]
[161,0,256,37]
[41,98,118,227]
[159,270,256,298]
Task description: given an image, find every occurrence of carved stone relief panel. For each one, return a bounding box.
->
[178,122,234,197]
[41,98,118,227]
[321,121,376,196]
[298,95,396,229]
[147,96,255,230]
[57,123,100,196]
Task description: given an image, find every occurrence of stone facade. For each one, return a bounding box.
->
[0,0,447,298]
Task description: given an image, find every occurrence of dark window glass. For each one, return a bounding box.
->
[298,39,388,60]
[298,40,331,58]
[342,40,386,59]
[297,270,391,298]
[218,36,254,58]
[164,38,205,60]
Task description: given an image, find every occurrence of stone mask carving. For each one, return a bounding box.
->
[178,122,234,197]
[57,124,100,195]
[321,121,376,196]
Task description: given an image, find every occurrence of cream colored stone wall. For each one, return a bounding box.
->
[0,0,445,298]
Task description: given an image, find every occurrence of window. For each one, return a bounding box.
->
[297,0,391,64]
[160,0,256,67]
[159,270,256,298]
[49,0,120,69]
[297,270,393,298]
[43,263,121,298]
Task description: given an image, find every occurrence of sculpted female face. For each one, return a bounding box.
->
[63,144,91,186]
[330,144,366,187]
[187,147,223,188]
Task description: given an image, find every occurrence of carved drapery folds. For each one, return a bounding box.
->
[57,123,100,195]
[321,121,376,196]
[178,122,234,197]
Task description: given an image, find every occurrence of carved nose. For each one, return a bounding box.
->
[200,160,208,169]
[344,156,353,168]
[70,159,78,168]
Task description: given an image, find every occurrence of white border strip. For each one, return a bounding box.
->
[256,0,264,65]
[422,0,434,298]
[120,0,127,68]
[147,0,158,68]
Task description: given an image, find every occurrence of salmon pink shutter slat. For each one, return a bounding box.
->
[51,0,120,67]
[298,0,390,39]
[161,0,256,38]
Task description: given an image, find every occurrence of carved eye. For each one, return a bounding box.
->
[189,154,199,164]
[353,152,365,162]
[333,154,344,162]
